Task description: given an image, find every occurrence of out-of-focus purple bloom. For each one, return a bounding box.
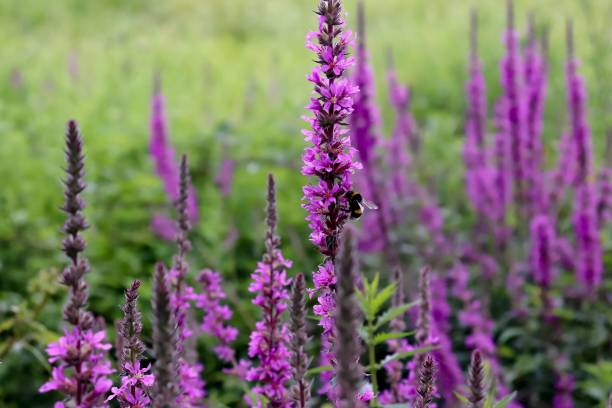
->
[529,214,556,288]
[194,269,238,364]
[552,371,575,408]
[565,22,593,188]
[149,80,198,240]
[573,184,603,294]
[464,10,497,220]
[523,16,548,216]
[597,134,612,226]
[247,175,292,407]
[547,132,576,212]
[499,1,527,210]
[491,98,513,239]
[215,152,235,199]
[386,55,414,210]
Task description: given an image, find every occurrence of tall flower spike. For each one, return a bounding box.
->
[152,262,178,408]
[149,77,198,241]
[303,0,359,398]
[500,0,527,212]
[566,20,593,188]
[61,119,92,329]
[335,228,363,408]
[414,354,436,408]
[40,120,113,407]
[109,280,154,407]
[573,184,603,294]
[302,0,360,259]
[386,50,414,209]
[171,155,206,406]
[247,174,292,407]
[523,13,548,216]
[467,350,485,408]
[464,9,494,220]
[289,273,312,407]
[596,132,612,226]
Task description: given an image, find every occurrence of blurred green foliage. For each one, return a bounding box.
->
[0,0,611,406]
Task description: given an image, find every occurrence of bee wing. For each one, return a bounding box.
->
[361,198,379,210]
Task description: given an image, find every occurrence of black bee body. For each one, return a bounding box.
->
[346,191,365,219]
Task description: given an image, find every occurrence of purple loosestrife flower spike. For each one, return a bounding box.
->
[552,371,575,408]
[247,174,292,407]
[351,1,378,167]
[386,51,414,208]
[303,0,359,397]
[566,21,594,187]
[289,273,312,407]
[109,280,154,407]
[149,78,198,241]
[152,263,178,408]
[467,350,485,408]
[335,228,363,408]
[596,133,612,226]
[60,120,93,329]
[171,155,206,407]
[464,9,492,218]
[40,120,114,407]
[500,0,527,211]
[523,14,548,216]
[351,2,397,264]
[414,354,436,408]
[573,184,603,294]
[529,214,556,289]
[302,0,360,259]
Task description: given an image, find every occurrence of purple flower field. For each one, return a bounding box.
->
[0,0,611,407]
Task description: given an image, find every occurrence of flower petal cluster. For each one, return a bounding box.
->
[194,269,238,363]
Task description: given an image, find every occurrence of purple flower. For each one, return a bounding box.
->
[529,214,556,289]
[573,184,603,294]
[523,16,548,216]
[552,371,575,408]
[170,156,206,405]
[149,79,198,240]
[565,22,593,188]
[464,10,496,220]
[112,280,154,407]
[499,1,528,210]
[40,121,113,407]
[40,328,114,405]
[194,269,238,364]
[247,175,292,407]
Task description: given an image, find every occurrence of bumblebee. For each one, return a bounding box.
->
[345,190,379,219]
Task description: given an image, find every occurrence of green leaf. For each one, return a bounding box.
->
[380,404,410,408]
[307,365,333,376]
[493,392,517,408]
[374,301,418,330]
[454,392,470,404]
[370,283,396,318]
[372,331,415,346]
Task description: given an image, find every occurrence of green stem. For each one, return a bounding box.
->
[367,320,379,406]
